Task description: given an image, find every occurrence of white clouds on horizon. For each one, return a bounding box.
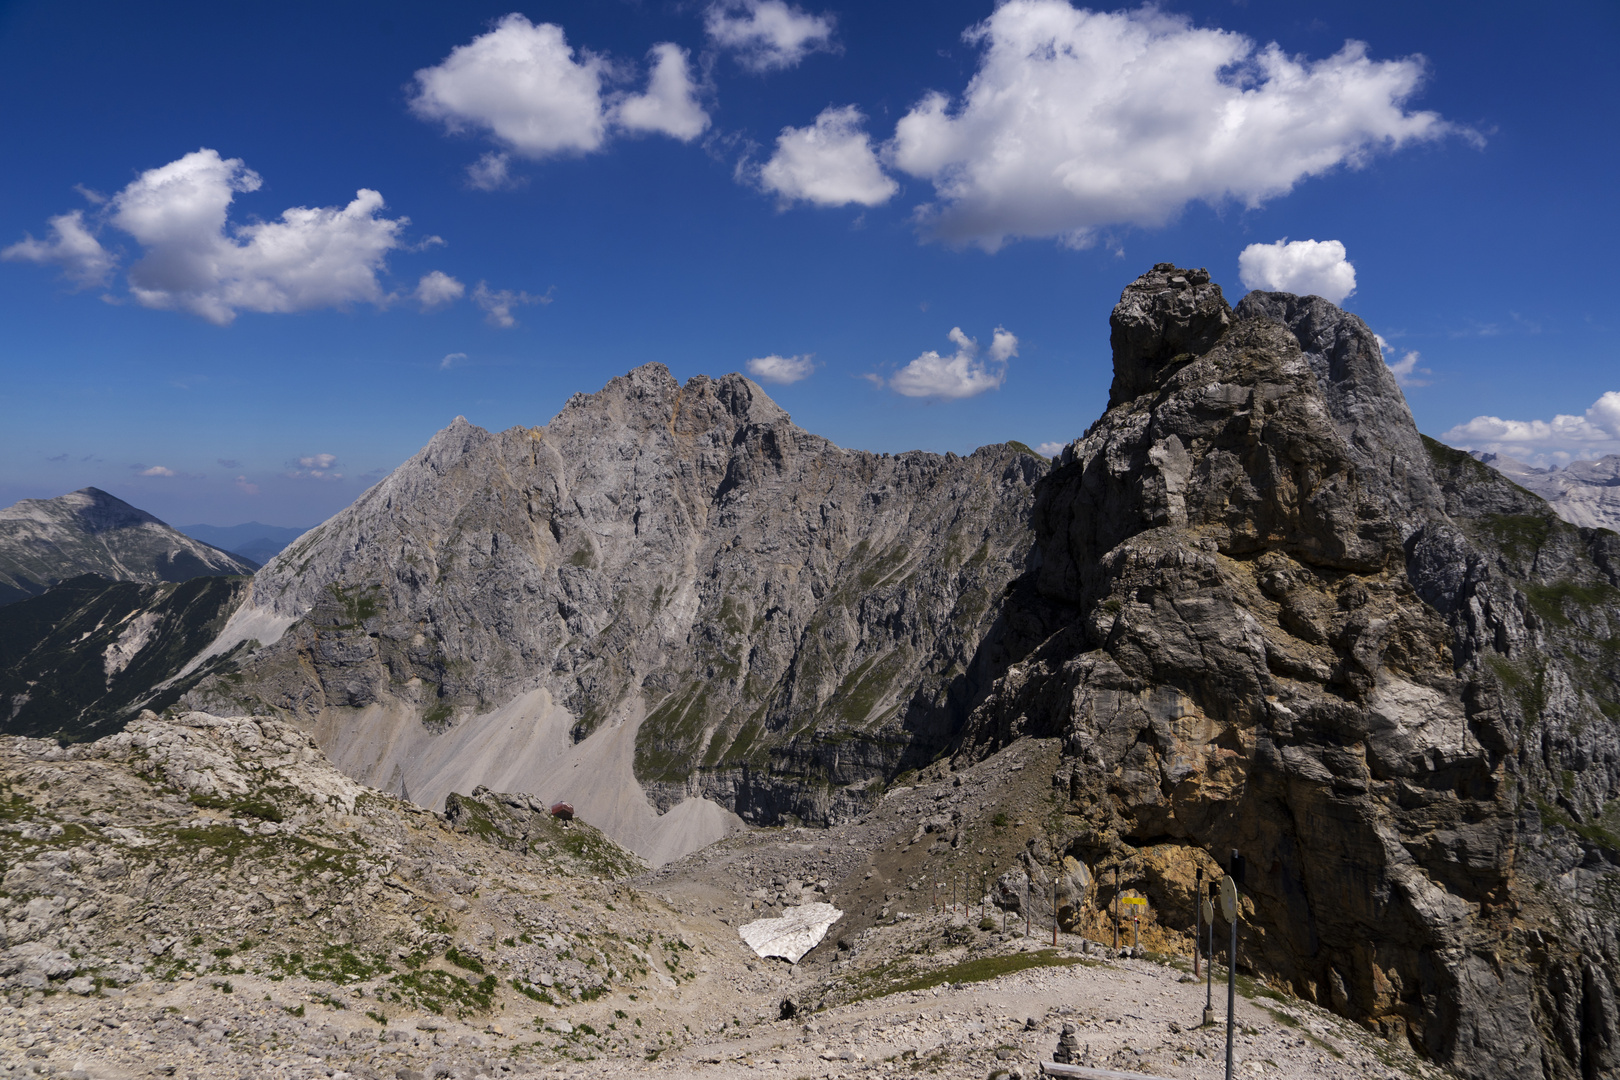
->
[705,0,837,72]
[889,326,1017,400]
[287,453,343,480]
[758,106,896,208]
[411,15,708,183]
[746,353,815,384]
[1443,391,1620,466]
[1034,441,1068,459]
[1238,239,1357,303]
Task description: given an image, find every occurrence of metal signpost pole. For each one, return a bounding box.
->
[1112,866,1120,951]
[1052,877,1058,947]
[1222,851,1245,1080]
[1194,866,1203,978]
[1202,889,1216,1027]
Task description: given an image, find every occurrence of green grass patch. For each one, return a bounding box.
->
[846,949,1095,1003]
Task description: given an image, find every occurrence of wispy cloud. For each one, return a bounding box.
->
[474,282,552,328]
[286,453,343,480]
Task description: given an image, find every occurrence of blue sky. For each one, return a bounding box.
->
[2,0,1616,528]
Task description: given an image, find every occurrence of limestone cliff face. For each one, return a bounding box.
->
[959,265,1620,1080]
[174,264,1620,1078]
[184,366,1044,828]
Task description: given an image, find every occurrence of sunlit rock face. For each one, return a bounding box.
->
[182,364,1045,861]
[959,266,1620,1080]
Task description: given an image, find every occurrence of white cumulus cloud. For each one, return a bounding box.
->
[415,271,465,310]
[746,353,815,384]
[1,209,116,287]
[1442,391,1620,466]
[136,465,176,477]
[759,106,897,208]
[616,44,710,141]
[888,1,1466,250]
[411,16,609,159]
[705,0,837,72]
[1034,441,1068,458]
[411,15,709,177]
[889,326,1016,400]
[1239,239,1357,303]
[46,148,410,325]
[473,281,551,328]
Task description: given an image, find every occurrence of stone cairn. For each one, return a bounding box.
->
[1052,1022,1082,1064]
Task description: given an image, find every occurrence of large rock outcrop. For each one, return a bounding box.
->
[959,265,1620,1080]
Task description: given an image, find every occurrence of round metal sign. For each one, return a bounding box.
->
[1201,897,1214,925]
[1219,875,1238,923]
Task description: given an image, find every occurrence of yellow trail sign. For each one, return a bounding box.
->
[1121,897,1147,906]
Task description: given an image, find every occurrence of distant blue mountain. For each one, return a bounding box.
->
[177,522,310,566]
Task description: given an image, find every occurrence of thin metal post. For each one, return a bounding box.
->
[1204,886,1214,1023]
[1194,867,1203,978]
[1052,876,1058,947]
[1225,909,1236,1080]
[1112,866,1120,951]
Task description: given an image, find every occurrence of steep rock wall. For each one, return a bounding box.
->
[958,265,1619,1080]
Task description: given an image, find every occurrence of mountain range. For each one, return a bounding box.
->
[1472,451,1620,532]
[176,521,311,566]
[1,265,1616,1078]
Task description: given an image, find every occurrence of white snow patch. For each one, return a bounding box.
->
[739,902,844,963]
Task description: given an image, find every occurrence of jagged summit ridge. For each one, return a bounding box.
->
[962,264,1620,1079]
[187,361,1046,860]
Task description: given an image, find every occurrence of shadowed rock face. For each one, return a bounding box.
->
[961,268,1620,1080]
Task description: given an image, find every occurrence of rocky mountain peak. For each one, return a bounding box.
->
[1107,262,1232,406]
[1,487,161,533]
[0,487,255,607]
